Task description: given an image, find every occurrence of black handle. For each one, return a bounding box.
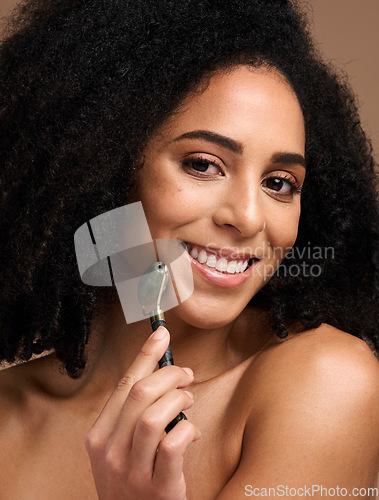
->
[150,319,187,433]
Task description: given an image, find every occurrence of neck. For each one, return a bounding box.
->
[29,302,273,401]
[84,301,273,387]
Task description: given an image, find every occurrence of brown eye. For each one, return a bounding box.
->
[266,177,290,193]
[182,156,223,177]
[262,174,302,199]
[188,159,211,172]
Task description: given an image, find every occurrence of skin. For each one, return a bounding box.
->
[0,66,378,499]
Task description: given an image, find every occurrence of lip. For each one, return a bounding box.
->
[182,244,256,289]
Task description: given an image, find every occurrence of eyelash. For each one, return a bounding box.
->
[181,156,302,197]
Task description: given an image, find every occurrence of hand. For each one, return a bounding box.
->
[85,326,201,500]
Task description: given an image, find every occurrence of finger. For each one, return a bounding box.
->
[129,389,195,474]
[124,326,172,382]
[153,419,202,485]
[87,327,171,441]
[104,366,193,457]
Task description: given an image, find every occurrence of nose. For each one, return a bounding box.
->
[212,177,265,237]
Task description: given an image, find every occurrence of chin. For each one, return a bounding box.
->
[166,295,245,330]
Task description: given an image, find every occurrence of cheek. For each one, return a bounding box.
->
[136,166,204,236]
[266,203,300,255]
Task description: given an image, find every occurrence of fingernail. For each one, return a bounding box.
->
[150,326,168,339]
[182,367,193,377]
[184,390,193,399]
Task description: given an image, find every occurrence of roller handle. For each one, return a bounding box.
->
[151,318,187,433]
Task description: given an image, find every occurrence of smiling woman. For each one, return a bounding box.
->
[134,67,306,321]
[0,0,378,499]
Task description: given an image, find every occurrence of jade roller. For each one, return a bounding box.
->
[137,262,187,433]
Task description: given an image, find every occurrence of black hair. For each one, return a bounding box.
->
[1,0,377,378]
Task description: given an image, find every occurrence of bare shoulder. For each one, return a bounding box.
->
[246,322,379,405]
[0,361,28,413]
[0,357,52,447]
[0,360,37,433]
[0,363,33,483]
[241,324,379,480]
[217,325,379,496]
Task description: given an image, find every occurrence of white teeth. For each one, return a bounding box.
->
[235,261,243,273]
[215,257,228,272]
[190,247,198,259]
[226,260,237,274]
[206,254,217,267]
[198,249,207,264]
[186,243,253,274]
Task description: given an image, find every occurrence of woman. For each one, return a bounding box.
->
[0,0,378,498]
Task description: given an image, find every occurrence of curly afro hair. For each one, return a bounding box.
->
[0,0,378,378]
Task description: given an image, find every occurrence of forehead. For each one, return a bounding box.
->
[154,65,305,151]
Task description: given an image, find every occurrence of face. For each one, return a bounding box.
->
[133,65,306,329]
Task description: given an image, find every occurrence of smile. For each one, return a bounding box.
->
[181,242,260,289]
[185,242,257,274]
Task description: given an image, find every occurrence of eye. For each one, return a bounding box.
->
[262,173,302,199]
[181,155,223,178]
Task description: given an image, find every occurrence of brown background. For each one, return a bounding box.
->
[308,0,379,161]
[1,0,378,494]
[1,0,378,160]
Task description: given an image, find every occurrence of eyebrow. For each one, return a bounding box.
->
[171,129,306,168]
[171,130,243,155]
[272,152,306,168]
